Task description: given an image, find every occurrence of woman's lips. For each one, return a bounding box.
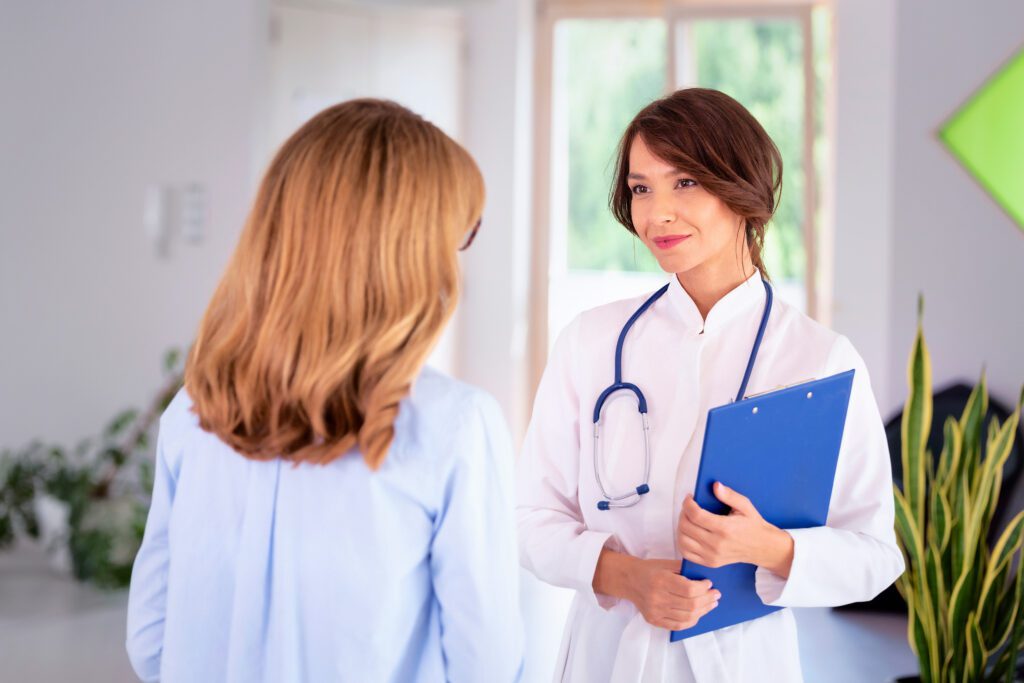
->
[652,234,691,250]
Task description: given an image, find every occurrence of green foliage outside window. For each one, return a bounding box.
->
[562,16,828,284]
[693,19,806,283]
[563,19,666,273]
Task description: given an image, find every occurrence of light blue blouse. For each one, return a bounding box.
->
[126,368,524,682]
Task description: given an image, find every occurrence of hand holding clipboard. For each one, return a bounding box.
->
[670,369,856,641]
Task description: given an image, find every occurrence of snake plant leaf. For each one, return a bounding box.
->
[925,448,936,492]
[951,474,972,584]
[959,373,988,490]
[897,488,942,678]
[894,568,909,601]
[979,415,1020,540]
[917,581,941,680]
[931,484,953,554]
[967,421,1001,541]
[896,488,926,577]
[986,511,1024,652]
[964,612,986,682]
[974,416,999,502]
[937,416,963,496]
[902,308,932,531]
[925,542,948,641]
[996,562,1024,682]
[960,373,988,452]
[908,592,940,682]
[992,393,1024,543]
[949,567,980,667]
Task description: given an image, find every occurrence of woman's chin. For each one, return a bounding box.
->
[654,254,700,276]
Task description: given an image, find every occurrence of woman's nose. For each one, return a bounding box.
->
[652,197,676,225]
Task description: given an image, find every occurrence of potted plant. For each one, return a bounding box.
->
[894,300,1024,682]
[0,350,183,588]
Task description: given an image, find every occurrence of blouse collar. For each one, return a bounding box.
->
[666,270,765,335]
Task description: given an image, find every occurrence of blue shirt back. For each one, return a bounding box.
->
[126,367,524,683]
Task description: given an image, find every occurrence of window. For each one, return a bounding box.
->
[533,1,832,368]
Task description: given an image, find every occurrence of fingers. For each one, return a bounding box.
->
[634,560,722,631]
[646,592,721,631]
[675,588,721,612]
[678,512,715,546]
[651,590,719,615]
[663,573,714,599]
[677,510,724,567]
[681,495,723,533]
[713,481,755,514]
[677,536,718,568]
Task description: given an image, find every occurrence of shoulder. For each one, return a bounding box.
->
[409,366,503,424]
[576,288,666,332]
[768,294,870,380]
[551,285,669,357]
[768,295,843,355]
[158,387,199,446]
[402,367,511,462]
[153,387,203,473]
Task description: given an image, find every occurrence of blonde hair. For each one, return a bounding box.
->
[185,99,484,468]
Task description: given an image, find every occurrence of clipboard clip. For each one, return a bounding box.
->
[734,377,817,402]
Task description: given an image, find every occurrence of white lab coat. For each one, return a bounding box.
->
[517,271,905,683]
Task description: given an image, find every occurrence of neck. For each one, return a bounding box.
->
[677,255,758,320]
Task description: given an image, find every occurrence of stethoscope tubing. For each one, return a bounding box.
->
[592,278,773,511]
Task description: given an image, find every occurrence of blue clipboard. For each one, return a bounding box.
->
[670,369,855,642]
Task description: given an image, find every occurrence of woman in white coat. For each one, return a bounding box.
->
[517,88,905,683]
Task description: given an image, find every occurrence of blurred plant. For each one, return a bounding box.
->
[0,349,184,588]
[894,300,1024,682]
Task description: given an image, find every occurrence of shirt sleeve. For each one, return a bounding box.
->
[125,415,178,682]
[430,390,524,683]
[516,316,618,609]
[755,335,906,607]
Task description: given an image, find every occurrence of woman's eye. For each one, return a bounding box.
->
[630,184,649,195]
[676,178,697,189]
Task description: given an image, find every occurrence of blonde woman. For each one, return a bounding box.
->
[126,100,523,682]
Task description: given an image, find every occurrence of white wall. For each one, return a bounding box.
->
[887,0,1024,415]
[831,0,897,411]
[832,0,1024,419]
[266,3,463,154]
[0,1,269,447]
[460,0,536,434]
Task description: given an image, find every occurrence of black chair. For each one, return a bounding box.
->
[836,382,1024,614]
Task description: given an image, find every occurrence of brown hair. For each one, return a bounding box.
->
[185,99,484,468]
[609,88,782,278]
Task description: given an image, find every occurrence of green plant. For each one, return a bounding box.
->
[0,349,184,588]
[894,300,1024,682]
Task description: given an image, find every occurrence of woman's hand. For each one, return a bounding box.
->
[593,549,720,630]
[676,481,795,578]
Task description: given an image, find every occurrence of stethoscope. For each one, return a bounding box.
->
[592,278,773,510]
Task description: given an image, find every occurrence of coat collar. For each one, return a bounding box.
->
[666,270,765,335]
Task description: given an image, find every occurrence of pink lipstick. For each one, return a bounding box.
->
[652,234,690,250]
